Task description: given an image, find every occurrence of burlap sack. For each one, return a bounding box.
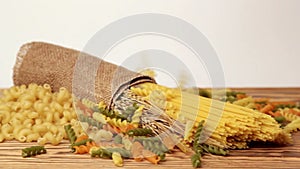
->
[13,42,155,105]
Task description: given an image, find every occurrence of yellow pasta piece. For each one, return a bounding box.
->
[280,109,300,122]
[0,133,4,143]
[98,101,107,109]
[284,118,300,133]
[37,137,47,145]
[92,112,107,124]
[26,133,40,142]
[112,152,123,167]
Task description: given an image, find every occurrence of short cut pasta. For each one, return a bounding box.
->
[0,84,84,144]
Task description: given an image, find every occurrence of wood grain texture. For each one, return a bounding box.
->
[0,88,299,169]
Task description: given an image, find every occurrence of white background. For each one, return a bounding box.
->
[0,0,299,88]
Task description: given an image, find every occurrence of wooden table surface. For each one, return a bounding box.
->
[0,88,300,169]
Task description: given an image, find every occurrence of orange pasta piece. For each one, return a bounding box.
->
[73,145,89,154]
[273,111,282,117]
[260,104,274,113]
[123,124,136,133]
[112,126,121,133]
[255,103,262,110]
[289,109,300,116]
[86,141,97,151]
[131,141,144,162]
[102,124,118,134]
[142,149,160,164]
[75,135,89,143]
[236,94,247,100]
[254,98,270,103]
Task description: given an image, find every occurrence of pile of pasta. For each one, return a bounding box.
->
[73,98,173,166]
[0,83,300,168]
[0,84,84,144]
[130,83,294,149]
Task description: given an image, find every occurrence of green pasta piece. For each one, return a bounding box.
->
[274,116,286,123]
[127,128,154,136]
[64,124,77,144]
[226,96,237,103]
[71,138,93,147]
[198,89,212,98]
[226,91,245,97]
[193,120,204,155]
[71,138,94,152]
[143,140,169,153]
[193,145,203,155]
[79,114,103,129]
[274,104,297,111]
[141,138,169,160]
[122,103,140,122]
[193,120,205,150]
[106,148,132,158]
[100,107,127,121]
[91,148,112,159]
[133,136,169,157]
[113,134,123,144]
[132,136,161,143]
[191,153,201,168]
[144,145,166,160]
[201,144,228,156]
[22,146,47,158]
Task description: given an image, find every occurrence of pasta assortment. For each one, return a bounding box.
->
[0,83,300,168]
[130,83,291,149]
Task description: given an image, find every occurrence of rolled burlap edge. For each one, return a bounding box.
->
[13,41,156,105]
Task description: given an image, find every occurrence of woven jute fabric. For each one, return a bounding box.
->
[13,42,155,105]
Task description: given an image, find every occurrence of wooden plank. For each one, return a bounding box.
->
[0,88,300,169]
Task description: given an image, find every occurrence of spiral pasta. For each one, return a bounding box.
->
[191,153,201,168]
[73,145,89,154]
[81,98,97,109]
[131,105,144,127]
[22,146,47,158]
[106,117,131,132]
[142,139,168,159]
[127,128,153,137]
[201,144,228,156]
[106,148,132,158]
[92,112,107,125]
[142,149,160,164]
[78,114,103,130]
[93,129,113,142]
[283,118,300,133]
[90,147,112,159]
[64,124,77,144]
[112,152,123,167]
[280,109,300,122]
